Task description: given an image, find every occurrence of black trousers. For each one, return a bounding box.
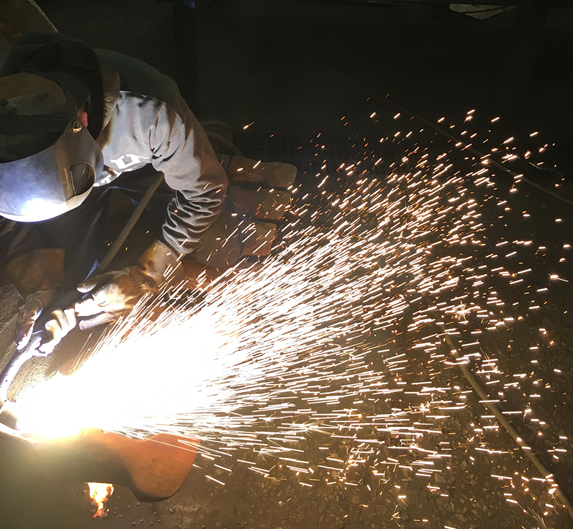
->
[34,166,243,289]
[34,166,174,289]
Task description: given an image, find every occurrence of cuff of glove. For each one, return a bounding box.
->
[134,240,184,289]
[3,249,65,299]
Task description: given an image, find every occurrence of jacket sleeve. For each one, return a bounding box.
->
[148,104,228,256]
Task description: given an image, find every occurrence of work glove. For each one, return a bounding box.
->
[15,290,77,355]
[75,240,183,330]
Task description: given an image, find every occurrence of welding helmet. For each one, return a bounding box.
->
[0,73,103,222]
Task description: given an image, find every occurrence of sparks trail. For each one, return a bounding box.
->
[12,154,479,462]
[11,120,572,520]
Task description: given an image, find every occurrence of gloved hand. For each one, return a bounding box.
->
[75,240,182,330]
[15,290,77,355]
[74,268,153,329]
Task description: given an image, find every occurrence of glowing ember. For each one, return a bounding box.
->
[87,482,114,518]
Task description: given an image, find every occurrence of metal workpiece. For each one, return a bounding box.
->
[0,422,199,502]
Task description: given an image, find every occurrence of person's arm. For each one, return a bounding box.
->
[73,104,227,331]
[148,104,228,256]
[94,48,228,255]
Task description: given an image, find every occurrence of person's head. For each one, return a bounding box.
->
[0,72,103,222]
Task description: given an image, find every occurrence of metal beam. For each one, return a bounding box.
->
[0,0,57,64]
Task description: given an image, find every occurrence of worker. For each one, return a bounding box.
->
[0,32,295,355]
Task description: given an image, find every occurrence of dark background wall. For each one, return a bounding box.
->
[33,0,573,171]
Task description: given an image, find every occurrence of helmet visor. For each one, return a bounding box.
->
[0,118,103,222]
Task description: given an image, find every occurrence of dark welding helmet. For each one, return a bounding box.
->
[0,73,103,222]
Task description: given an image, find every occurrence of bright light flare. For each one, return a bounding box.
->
[13,303,245,439]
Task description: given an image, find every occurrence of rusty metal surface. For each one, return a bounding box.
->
[0,286,197,503]
[0,427,198,502]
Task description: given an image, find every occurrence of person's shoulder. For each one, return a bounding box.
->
[94,49,187,118]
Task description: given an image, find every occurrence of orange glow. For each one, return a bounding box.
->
[87,482,114,518]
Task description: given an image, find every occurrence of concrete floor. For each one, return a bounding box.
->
[2,1,573,528]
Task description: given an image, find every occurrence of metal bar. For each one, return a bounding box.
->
[0,0,57,64]
[444,335,573,522]
[98,173,165,272]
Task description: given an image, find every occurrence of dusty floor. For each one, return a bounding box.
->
[2,1,573,528]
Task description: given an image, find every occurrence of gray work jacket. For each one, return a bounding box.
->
[0,34,227,269]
